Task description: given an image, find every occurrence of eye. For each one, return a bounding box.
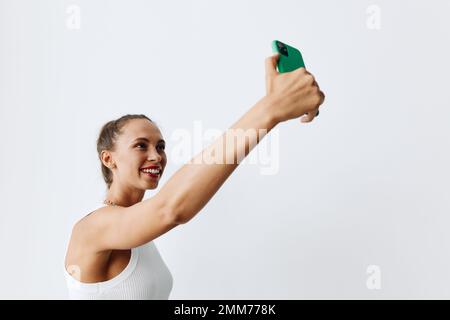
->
[136,143,147,150]
[157,144,165,151]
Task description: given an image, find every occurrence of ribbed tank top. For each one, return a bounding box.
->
[63,207,173,299]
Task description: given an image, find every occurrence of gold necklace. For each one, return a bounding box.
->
[103,199,117,206]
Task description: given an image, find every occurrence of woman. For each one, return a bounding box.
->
[64,53,325,299]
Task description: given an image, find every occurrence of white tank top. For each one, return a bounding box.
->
[63,208,174,299]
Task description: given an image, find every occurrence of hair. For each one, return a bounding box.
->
[96,114,155,189]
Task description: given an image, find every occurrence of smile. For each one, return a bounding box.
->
[140,168,161,178]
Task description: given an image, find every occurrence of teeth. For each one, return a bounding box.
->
[141,168,160,174]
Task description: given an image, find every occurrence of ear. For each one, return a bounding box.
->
[101,150,116,169]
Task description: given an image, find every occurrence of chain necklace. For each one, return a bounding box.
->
[103,199,117,206]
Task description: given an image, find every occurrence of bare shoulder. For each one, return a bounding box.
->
[66,206,110,257]
[65,198,180,281]
[70,206,116,249]
[68,198,180,253]
[65,207,117,282]
[74,205,113,231]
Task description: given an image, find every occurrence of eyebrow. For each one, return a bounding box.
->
[131,137,165,144]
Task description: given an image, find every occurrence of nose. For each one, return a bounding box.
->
[147,146,163,163]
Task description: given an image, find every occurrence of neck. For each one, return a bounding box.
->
[105,182,145,207]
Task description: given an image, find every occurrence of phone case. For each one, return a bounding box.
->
[271,40,305,73]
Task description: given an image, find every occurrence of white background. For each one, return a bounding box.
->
[1,0,449,299]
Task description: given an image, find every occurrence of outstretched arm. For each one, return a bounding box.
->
[74,54,325,251]
[160,95,277,224]
[161,54,325,223]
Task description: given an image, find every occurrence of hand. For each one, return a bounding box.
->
[264,53,325,124]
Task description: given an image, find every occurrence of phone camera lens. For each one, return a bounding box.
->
[277,42,289,56]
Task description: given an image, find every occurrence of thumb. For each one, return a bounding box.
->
[265,53,279,78]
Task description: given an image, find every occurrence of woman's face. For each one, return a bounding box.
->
[110,119,167,190]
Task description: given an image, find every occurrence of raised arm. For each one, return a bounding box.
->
[160,54,325,224]
[72,54,324,252]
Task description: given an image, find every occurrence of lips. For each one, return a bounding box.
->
[139,165,162,178]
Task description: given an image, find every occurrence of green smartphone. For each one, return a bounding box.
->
[271,40,305,73]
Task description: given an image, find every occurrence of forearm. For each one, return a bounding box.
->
[159,96,278,223]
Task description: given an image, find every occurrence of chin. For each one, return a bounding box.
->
[145,183,158,190]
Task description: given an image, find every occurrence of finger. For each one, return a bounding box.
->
[319,90,325,105]
[313,80,320,89]
[300,108,319,123]
[265,53,279,78]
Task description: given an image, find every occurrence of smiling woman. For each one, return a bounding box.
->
[64,114,175,299]
[64,52,325,300]
[96,114,167,195]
